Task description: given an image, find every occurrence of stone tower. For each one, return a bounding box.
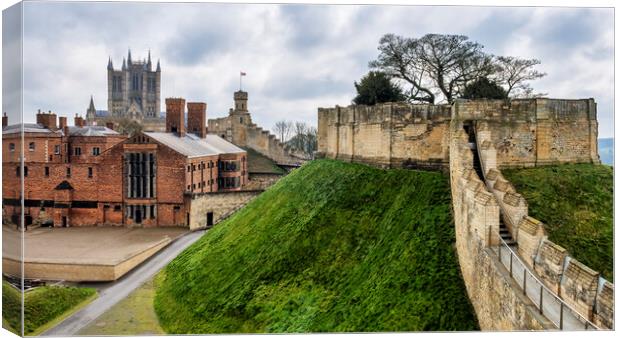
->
[85,95,96,124]
[107,49,161,119]
[229,91,252,146]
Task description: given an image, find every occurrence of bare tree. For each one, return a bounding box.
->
[370,33,497,104]
[494,56,546,97]
[273,120,293,143]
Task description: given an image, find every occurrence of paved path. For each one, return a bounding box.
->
[497,246,594,330]
[42,230,206,336]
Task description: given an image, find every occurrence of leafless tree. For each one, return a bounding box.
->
[272,120,293,143]
[370,33,497,104]
[494,56,546,97]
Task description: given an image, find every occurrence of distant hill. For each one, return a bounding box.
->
[599,138,613,166]
[155,159,478,333]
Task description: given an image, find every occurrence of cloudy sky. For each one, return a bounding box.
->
[2,2,614,137]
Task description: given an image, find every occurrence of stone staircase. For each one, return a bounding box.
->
[499,217,517,247]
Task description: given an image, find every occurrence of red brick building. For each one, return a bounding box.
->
[3,98,248,228]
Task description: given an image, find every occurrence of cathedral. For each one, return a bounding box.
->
[85,49,166,131]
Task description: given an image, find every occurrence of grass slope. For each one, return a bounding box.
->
[2,281,97,335]
[503,164,613,281]
[155,159,478,333]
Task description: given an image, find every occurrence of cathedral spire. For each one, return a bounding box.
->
[122,57,126,70]
[127,48,132,65]
[156,59,161,72]
[147,50,152,70]
[88,95,96,111]
[107,57,113,70]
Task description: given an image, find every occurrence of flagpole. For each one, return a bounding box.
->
[240,72,242,91]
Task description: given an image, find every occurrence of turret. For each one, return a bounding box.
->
[107,57,113,70]
[122,58,126,70]
[86,96,96,123]
[233,90,248,113]
[156,59,161,72]
[147,50,152,70]
[127,48,132,65]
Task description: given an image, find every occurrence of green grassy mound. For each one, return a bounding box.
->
[2,280,97,335]
[503,164,613,281]
[155,159,478,333]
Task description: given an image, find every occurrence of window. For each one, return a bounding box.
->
[9,143,15,152]
[15,166,19,177]
[114,205,121,211]
[66,167,71,178]
[45,167,50,177]
[29,142,35,151]
[24,166,28,177]
[92,147,100,156]
[187,185,191,190]
[187,165,191,172]
[54,145,61,154]
[74,147,82,156]
[240,117,243,123]
[88,167,93,178]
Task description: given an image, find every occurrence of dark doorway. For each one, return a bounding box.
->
[62,216,68,227]
[207,212,213,227]
[135,209,143,224]
[24,215,33,226]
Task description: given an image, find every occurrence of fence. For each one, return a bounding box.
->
[493,238,599,330]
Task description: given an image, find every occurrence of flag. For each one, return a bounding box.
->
[240,71,246,76]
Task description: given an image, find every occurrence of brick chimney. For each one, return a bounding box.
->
[36,110,58,129]
[2,112,7,128]
[187,102,207,138]
[74,114,85,127]
[59,116,67,129]
[106,122,115,130]
[166,98,186,137]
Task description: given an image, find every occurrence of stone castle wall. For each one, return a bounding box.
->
[476,128,613,329]
[449,122,552,330]
[209,116,307,166]
[317,98,600,170]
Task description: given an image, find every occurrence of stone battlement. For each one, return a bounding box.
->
[317,98,600,170]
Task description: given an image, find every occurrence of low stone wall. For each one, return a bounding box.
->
[475,124,614,329]
[245,173,283,190]
[2,238,170,282]
[188,190,262,230]
[450,122,552,330]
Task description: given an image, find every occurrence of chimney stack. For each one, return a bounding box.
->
[106,122,115,130]
[36,109,57,129]
[187,102,207,138]
[165,98,186,137]
[59,116,67,129]
[74,114,85,127]
[2,112,7,128]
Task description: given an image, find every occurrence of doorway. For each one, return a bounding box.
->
[207,212,213,227]
[135,209,143,224]
[62,216,68,227]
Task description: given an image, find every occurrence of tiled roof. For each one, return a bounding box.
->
[3,123,119,137]
[68,126,119,136]
[3,123,59,135]
[144,132,245,158]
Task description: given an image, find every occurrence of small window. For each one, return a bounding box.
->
[92,147,100,156]
[24,166,28,177]
[66,167,71,178]
[9,143,15,152]
[187,184,190,190]
[54,145,60,154]
[88,167,93,178]
[192,184,196,189]
[45,167,50,177]
[104,205,110,209]
[15,166,19,177]
[114,205,121,211]
[49,155,53,161]
[187,165,191,172]
[240,117,243,123]
[74,147,82,156]
[29,142,35,151]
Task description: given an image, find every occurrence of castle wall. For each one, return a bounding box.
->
[476,126,614,330]
[188,190,262,230]
[317,98,600,170]
[449,123,552,330]
[317,103,452,170]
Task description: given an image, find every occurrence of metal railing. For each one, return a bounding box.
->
[494,238,599,330]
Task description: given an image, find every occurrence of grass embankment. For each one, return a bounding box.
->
[2,280,97,335]
[503,164,613,281]
[155,159,478,333]
[79,277,164,335]
[244,147,287,174]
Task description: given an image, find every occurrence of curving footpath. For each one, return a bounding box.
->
[42,230,205,336]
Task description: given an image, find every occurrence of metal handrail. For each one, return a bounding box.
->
[496,237,600,330]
